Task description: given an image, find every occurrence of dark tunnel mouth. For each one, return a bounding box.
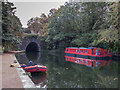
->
[26,42,39,52]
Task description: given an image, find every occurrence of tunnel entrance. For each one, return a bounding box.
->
[26,42,39,52]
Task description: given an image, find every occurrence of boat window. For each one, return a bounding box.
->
[81,60,83,63]
[99,52,101,55]
[96,50,98,55]
[85,50,88,53]
[81,50,83,53]
[85,61,88,64]
[99,61,101,64]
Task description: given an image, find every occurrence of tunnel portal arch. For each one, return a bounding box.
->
[19,36,41,52]
[26,42,39,52]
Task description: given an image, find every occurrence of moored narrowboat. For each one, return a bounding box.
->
[65,47,112,60]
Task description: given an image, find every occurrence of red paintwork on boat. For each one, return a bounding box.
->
[65,47,112,57]
[22,65,47,73]
[65,56,112,67]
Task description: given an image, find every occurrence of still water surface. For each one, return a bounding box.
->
[16,50,119,88]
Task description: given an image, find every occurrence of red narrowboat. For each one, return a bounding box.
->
[65,47,112,60]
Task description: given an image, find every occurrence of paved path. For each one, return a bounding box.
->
[1,54,24,88]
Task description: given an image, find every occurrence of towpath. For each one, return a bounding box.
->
[1,54,24,88]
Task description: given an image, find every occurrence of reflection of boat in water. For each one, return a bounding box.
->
[65,56,112,67]
[30,72,48,88]
[65,47,112,60]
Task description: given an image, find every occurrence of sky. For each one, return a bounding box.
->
[8,0,69,28]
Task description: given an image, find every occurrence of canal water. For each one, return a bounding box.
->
[16,50,119,88]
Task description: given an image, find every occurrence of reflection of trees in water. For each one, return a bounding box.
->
[48,62,118,88]
[38,51,118,88]
[16,53,29,64]
[16,50,119,88]
[30,72,48,88]
[16,52,41,65]
[25,52,41,64]
[92,62,119,88]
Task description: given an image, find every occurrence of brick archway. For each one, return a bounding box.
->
[19,36,41,52]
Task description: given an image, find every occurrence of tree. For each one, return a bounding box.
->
[27,13,48,36]
[46,3,83,49]
[2,2,23,51]
[92,2,120,53]
[45,2,111,49]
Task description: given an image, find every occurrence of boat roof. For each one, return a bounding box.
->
[79,47,92,49]
[66,47,95,49]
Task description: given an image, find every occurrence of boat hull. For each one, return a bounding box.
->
[22,65,47,73]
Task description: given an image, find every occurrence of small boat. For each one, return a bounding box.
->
[21,64,47,73]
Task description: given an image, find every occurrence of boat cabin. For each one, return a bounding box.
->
[65,47,111,57]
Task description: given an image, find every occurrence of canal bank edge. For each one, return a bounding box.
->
[13,54,36,88]
[0,54,2,89]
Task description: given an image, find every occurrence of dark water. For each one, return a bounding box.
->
[16,50,119,88]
